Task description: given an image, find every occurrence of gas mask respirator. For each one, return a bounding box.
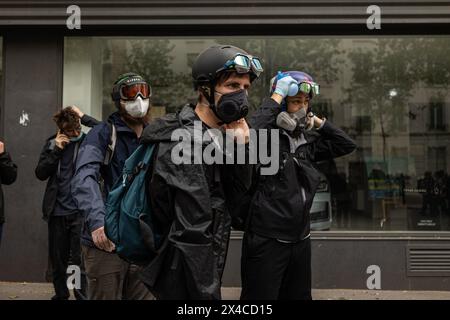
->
[276,108,312,136]
[213,89,249,124]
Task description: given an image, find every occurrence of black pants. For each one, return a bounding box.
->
[48,213,86,300]
[240,232,312,300]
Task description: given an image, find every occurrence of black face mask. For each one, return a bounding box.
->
[213,89,249,124]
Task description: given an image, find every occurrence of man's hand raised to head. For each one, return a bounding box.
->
[69,105,84,118]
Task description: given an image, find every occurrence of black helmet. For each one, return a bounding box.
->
[191,45,263,123]
[192,45,262,90]
[111,72,148,102]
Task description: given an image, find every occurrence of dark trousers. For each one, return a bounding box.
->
[48,213,86,300]
[82,245,154,300]
[240,232,312,300]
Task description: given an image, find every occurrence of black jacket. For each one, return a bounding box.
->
[248,98,357,241]
[0,152,18,224]
[139,104,252,300]
[35,115,100,222]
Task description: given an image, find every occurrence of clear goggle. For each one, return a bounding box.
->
[218,53,264,77]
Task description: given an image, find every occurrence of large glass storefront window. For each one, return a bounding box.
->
[64,36,450,232]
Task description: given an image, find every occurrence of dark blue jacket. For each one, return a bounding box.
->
[72,112,141,247]
[35,114,100,221]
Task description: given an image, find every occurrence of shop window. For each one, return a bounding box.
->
[63,36,450,231]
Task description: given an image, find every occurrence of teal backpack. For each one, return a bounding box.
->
[104,143,161,265]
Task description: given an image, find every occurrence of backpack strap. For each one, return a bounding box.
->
[148,143,159,176]
[103,119,117,166]
[139,143,161,254]
[126,144,157,184]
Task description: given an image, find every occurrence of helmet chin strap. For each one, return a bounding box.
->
[199,85,224,126]
[199,83,215,107]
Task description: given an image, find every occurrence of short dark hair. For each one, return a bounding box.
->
[53,107,80,131]
[197,71,249,103]
[216,71,235,86]
[215,71,251,86]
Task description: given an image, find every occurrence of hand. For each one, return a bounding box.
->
[55,131,70,149]
[92,226,115,252]
[273,72,298,99]
[0,141,4,154]
[69,105,84,118]
[311,113,324,129]
[223,118,250,144]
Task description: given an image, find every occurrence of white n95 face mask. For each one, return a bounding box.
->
[124,96,149,118]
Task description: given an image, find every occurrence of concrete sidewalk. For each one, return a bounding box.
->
[1,282,450,300]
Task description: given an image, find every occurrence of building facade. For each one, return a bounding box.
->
[1,0,450,290]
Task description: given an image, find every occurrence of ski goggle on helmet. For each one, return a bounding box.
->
[111,73,151,102]
[271,71,320,99]
[119,82,151,101]
[297,81,320,98]
[217,53,264,78]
